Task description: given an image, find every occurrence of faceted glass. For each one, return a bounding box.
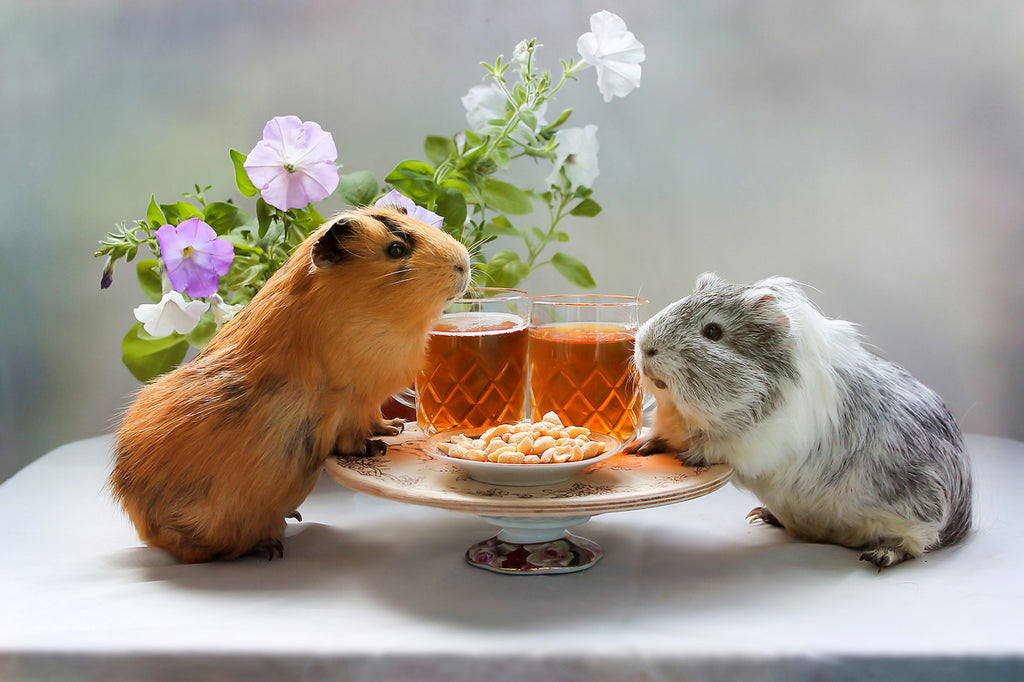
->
[528,296,648,441]
[416,289,529,434]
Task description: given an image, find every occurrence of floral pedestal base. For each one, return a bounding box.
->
[466,515,601,574]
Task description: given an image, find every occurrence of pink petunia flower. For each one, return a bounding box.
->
[243,116,340,211]
[156,218,235,299]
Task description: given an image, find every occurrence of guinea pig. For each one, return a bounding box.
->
[629,272,973,569]
[110,205,471,563]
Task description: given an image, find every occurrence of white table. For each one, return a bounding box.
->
[1,433,1022,681]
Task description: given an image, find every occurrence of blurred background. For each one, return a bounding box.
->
[2,0,1022,482]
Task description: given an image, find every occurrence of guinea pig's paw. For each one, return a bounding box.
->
[675,450,709,468]
[746,506,784,528]
[336,438,388,458]
[625,435,674,456]
[372,418,406,437]
[360,439,388,457]
[859,544,913,571]
[287,511,302,522]
[248,537,285,562]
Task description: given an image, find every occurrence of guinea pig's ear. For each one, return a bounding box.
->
[742,287,791,333]
[694,272,723,292]
[311,216,357,269]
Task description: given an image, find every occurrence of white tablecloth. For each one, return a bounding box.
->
[1,434,1022,681]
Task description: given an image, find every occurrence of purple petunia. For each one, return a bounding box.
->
[375,189,444,229]
[156,218,235,298]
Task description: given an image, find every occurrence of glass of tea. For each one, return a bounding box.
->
[414,288,530,434]
[528,295,649,442]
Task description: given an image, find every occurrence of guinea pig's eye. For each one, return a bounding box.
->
[701,323,723,341]
[385,241,410,259]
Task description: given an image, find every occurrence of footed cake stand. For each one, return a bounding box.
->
[325,429,732,575]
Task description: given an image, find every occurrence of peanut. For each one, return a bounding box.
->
[438,419,610,465]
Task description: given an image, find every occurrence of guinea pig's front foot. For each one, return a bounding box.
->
[248,537,285,562]
[335,437,389,459]
[371,418,405,437]
[625,435,674,456]
[746,506,784,528]
[860,544,914,571]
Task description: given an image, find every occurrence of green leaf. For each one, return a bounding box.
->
[385,159,437,203]
[552,252,596,289]
[569,198,602,217]
[220,234,263,254]
[434,186,467,229]
[484,214,521,237]
[424,136,455,166]
[225,263,266,290]
[146,196,166,227]
[135,259,162,302]
[121,323,189,383]
[230,149,259,198]
[202,201,249,235]
[491,146,511,169]
[160,201,201,225]
[256,198,273,239]
[483,250,531,288]
[541,107,574,134]
[517,108,537,131]
[335,171,379,206]
[184,313,218,349]
[481,178,532,215]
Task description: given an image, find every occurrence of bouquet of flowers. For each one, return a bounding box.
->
[95,10,645,382]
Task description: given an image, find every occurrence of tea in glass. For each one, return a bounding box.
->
[528,296,648,442]
[416,289,529,433]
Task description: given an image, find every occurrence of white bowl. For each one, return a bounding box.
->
[424,428,624,487]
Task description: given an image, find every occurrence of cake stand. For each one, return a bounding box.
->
[325,429,732,575]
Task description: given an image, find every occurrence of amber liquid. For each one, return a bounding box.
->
[528,322,641,441]
[416,312,529,433]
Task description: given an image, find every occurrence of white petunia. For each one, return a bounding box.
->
[545,125,600,190]
[208,293,244,326]
[133,291,209,338]
[462,82,508,132]
[512,40,532,68]
[461,81,548,141]
[577,10,646,102]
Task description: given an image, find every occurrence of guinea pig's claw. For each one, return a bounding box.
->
[250,538,284,562]
[366,439,388,457]
[625,436,671,456]
[334,439,388,459]
[860,545,912,571]
[746,506,784,528]
[287,511,302,522]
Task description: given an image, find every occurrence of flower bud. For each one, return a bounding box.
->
[100,256,115,290]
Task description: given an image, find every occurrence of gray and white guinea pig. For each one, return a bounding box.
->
[110,206,471,563]
[630,272,973,569]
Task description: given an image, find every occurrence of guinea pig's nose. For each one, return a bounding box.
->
[641,345,658,357]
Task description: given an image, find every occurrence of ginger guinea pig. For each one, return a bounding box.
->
[630,273,973,569]
[110,206,471,562]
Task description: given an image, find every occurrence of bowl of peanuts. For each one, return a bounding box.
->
[425,412,623,486]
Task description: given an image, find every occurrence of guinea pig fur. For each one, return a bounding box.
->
[631,272,973,569]
[110,206,471,563]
